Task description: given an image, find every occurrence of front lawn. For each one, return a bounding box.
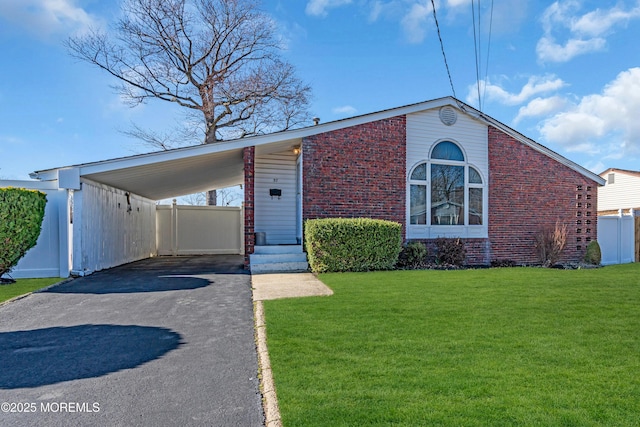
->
[0,278,62,304]
[264,264,640,426]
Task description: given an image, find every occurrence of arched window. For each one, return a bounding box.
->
[409,141,484,227]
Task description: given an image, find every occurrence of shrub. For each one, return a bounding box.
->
[584,241,602,265]
[397,241,428,269]
[534,221,567,267]
[0,188,47,280]
[305,218,402,273]
[434,237,466,266]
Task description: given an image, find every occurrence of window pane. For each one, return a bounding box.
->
[469,188,483,225]
[469,166,482,184]
[431,164,464,225]
[410,163,426,180]
[431,141,464,161]
[410,184,427,224]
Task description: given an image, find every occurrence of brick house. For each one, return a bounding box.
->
[245,97,604,267]
[19,97,605,277]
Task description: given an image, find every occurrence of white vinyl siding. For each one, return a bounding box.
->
[406,108,489,239]
[255,151,298,244]
[598,171,640,211]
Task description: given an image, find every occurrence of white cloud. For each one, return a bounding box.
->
[539,67,640,156]
[400,2,432,44]
[305,0,352,17]
[513,96,568,124]
[446,0,470,8]
[571,3,640,37]
[536,36,606,63]
[537,0,640,63]
[473,74,567,106]
[0,0,100,38]
[332,105,358,116]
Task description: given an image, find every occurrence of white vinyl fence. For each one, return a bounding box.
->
[598,211,637,265]
[156,203,243,256]
[1,180,71,279]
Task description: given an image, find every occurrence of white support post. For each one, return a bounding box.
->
[171,199,178,256]
[71,188,84,276]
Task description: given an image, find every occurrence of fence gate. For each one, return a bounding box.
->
[598,212,636,265]
[156,203,243,255]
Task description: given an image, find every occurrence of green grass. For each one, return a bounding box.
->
[264,264,640,426]
[0,278,62,303]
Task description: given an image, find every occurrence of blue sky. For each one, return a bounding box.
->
[1,0,640,182]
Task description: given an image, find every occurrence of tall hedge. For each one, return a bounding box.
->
[305,218,402,273]
[0,188,47,277]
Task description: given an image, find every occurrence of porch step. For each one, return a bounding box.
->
[253,245,303,254]
[250,245,309,274]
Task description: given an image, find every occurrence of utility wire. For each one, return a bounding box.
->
[482,0,495,109]
[471,0,482,110]
[472,0,495,112]
[430,0,456,99]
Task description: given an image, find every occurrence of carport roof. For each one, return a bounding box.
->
[30,97,605,200]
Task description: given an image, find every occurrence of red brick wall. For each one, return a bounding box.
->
[302,117,407,230]
[243,146,255,266]
[488,126,599,264]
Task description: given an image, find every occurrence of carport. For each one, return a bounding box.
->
[21,139,247,277]
[5,129,304,278]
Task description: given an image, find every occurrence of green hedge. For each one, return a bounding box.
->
[0,188,47,277]
[584,240,602,265]
[305,218,402,273]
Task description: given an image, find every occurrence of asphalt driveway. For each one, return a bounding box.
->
[0,256,264,426]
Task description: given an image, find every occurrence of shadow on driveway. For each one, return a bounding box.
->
[0,324,182,389]
[43,255,247,294]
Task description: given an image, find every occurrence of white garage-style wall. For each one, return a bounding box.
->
[71,179,156,276]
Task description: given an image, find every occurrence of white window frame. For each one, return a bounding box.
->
[407,140,488,239]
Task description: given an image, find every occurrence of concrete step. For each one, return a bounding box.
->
[250,253,308,264]
[250,261,309,274]
[253,245,303,254]
[250,245,309,273]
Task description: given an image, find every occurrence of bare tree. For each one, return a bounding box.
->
[67,0,312,202]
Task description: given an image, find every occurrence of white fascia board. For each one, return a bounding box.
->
[58,167,81,190]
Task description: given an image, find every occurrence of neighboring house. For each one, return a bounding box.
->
[598,168,640,214]
[4,97,605,277]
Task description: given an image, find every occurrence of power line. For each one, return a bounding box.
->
[472,0,495,111]
[430,0,456,99]
[482,0,495,109]
[471,0,482,109]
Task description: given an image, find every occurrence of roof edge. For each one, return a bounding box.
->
[30,96,605,186]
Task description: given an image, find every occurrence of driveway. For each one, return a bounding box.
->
[0,256,264,427]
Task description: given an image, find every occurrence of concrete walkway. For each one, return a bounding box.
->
[251,272,333,427]
[252,273,333,301]
[0,256,263,427]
